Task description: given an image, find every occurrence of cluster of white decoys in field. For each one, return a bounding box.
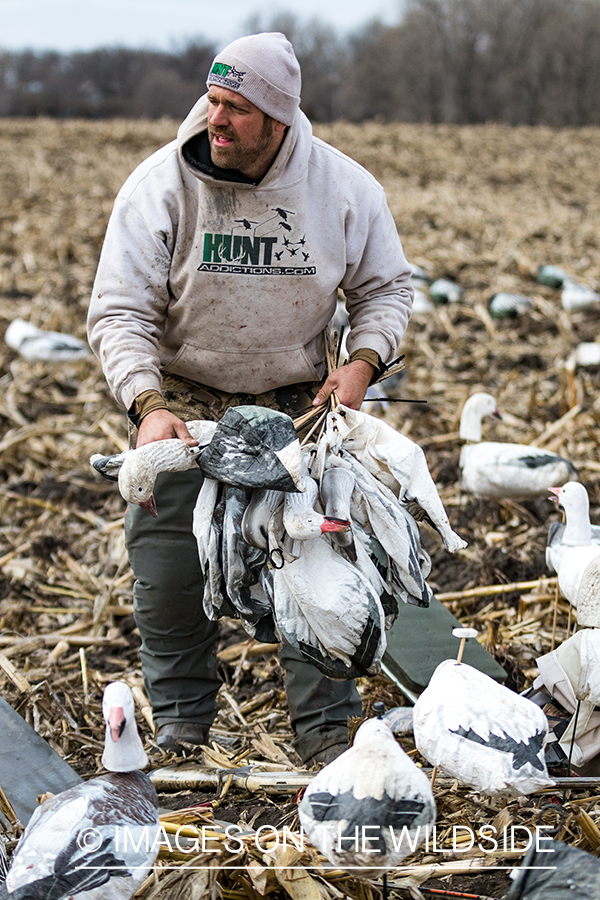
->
[0,679,575,897]
[92,403,467,680]
[298,629,555,880]
[0,682,159,900]
[410,261,600,321]
[295,450,600,878]
[15,407,598,890]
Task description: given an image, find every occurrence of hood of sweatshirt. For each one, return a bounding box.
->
[176,93,312,192]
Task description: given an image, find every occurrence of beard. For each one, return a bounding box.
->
[208,115,278,176]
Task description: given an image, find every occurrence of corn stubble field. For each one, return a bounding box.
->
[1,118,600,898]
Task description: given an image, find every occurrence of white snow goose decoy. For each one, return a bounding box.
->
[546,482,600,574]
[546,483,600,609]
[282,472,351,541]
[5,318,91,362]
[299,715,436,879]
[320,465,357,559]
[459,392,578,499]
[90,420,217,515]
[268,527,387,680]
[0,682,159,899]
[413,657,553,797]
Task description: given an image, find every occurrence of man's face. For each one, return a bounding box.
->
[207,86,286,180]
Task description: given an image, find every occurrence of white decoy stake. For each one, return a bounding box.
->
[428,627,479,789]
[453,627,478,664]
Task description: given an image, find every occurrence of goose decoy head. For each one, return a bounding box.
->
[101,681,148,771]
[550,482,589,515]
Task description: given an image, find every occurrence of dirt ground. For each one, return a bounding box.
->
[1,118,600,898]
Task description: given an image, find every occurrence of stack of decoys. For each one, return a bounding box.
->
[91,387,466,681]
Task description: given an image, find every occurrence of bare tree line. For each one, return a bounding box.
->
[1,0,600,124]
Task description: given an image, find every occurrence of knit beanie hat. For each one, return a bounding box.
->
[206,32,301,126]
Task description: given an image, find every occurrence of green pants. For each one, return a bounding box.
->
[124,468,362,760]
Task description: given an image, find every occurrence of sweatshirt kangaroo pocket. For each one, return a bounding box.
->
[163,341,321,394]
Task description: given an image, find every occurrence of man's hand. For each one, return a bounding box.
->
[312,359,376,410]
[136,409,199,448]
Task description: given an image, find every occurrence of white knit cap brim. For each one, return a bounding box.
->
[206,32,301,126]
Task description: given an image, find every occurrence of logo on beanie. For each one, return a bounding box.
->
[210,62,246,90]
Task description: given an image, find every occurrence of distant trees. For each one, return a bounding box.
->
[374,0,600,126]
[1,0,600,124]
[0,40,215,118]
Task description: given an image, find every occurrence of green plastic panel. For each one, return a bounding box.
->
[383,595,507,696]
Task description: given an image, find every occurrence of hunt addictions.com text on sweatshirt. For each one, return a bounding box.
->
[87,94,414,411]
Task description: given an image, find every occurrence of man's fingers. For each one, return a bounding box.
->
[137,409,199,446]
[312,388,330,407]
[174,423,199,446]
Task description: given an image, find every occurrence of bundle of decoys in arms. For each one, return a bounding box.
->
[91,397,467,682]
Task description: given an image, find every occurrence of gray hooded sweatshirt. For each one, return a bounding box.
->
[87,96,413,411]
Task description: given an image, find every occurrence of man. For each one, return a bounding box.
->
[88,32,414,763]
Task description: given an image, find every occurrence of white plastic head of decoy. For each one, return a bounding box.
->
[459,392,501,442]
[452,628,478,639]
[5,318,40,351]
[452,627,478,664]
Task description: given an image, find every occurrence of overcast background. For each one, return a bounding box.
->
[2,0,599,126]
[1,0,401,51]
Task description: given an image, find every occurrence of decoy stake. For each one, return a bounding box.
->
[452,627,478,665]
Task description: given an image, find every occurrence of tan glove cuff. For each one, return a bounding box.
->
[348,348,385,384]
[131,390,169,423]
[349,348,381,369]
